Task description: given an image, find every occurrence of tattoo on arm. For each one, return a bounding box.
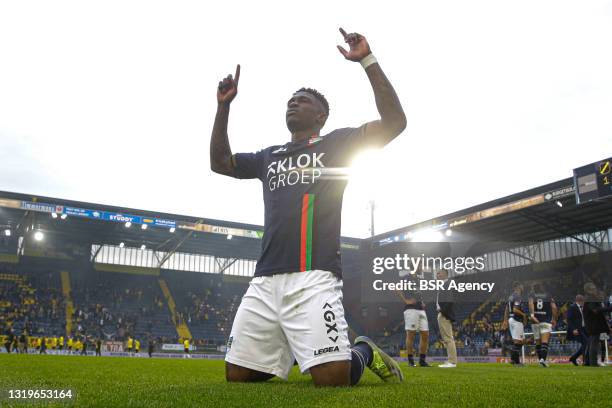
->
[364,63,407,141]
[210,103,235,176]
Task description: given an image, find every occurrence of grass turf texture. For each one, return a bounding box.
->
[0,355,611,407]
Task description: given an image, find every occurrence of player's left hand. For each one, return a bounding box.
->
[337,27,371,62]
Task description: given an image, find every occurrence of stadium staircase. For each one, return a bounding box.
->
[60,271,74,336]
[158,278,192,340]
[465,300,490,325]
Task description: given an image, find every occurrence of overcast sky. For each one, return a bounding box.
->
[1,1,611,238]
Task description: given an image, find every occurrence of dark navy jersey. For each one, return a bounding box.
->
[403,284,425,310]
[233,126,378,278]
[529,292,555,323]
[404,302,425,311]
[507,292,525,321]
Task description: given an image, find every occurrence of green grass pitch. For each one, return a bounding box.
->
[1,354,611,407]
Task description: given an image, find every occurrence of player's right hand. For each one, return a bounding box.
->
[217,64,240,105]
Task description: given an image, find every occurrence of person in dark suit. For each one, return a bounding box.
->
[566,294,588,365]
[583,283,612,367]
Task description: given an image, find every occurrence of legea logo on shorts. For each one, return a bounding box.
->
[267,153,325,192]
[314,345,339,356]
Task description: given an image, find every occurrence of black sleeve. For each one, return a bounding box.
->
[440,303,455,322]
[437,282,453,303]
[327,125,385,165]
[232,151,264,180]
[566,307,577,329]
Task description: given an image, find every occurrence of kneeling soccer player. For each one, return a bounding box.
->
[211,28,406,386]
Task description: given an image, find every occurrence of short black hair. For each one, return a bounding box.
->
[296,87,329,116]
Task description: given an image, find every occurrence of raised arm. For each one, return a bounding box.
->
[337,28,407,145]
[210,64,241,176]
[395,290,408,304]
[501,304,509,330]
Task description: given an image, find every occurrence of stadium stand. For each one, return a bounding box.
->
[1,173,611,358]
[0,265,65,340]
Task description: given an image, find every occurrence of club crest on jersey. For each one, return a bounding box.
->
[272,146,287,154]
[267,152,325,192]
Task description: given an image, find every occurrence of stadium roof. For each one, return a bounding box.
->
[0,190,265,259]
[0,190,363,260]
[1,174,611,262]
[370,177,612,251]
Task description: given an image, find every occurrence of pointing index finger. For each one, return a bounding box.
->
[339,27,348,40]
[234,64,241,84]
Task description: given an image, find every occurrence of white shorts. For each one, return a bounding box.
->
[225,270,351,380]
[404,309,429,332]
[509,318,524,341]
[531,322,552,341]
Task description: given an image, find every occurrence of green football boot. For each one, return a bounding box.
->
[354,336,404,383]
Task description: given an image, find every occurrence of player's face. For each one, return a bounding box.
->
[286,92,326,133]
